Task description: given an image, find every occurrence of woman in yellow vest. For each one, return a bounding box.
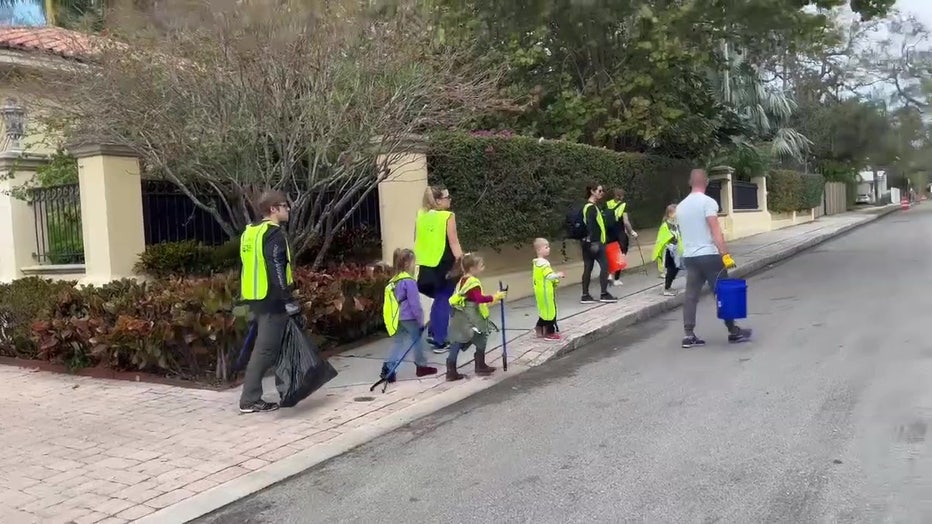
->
[414,186,464,353]
[580,184,617,304]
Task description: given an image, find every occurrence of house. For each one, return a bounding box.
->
[857,169,887,200]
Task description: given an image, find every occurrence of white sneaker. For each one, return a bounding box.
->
[610,279,622,286]
[658,272,666,279]
[662,289,677,296]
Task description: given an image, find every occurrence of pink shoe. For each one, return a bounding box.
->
[544,333,562,341]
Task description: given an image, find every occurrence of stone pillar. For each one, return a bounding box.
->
[751,175,768,213]
[69,142,145,286]
[375,136,428,263]
[0,152,45,282]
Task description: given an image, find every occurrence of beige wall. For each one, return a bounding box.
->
[377,149,427,263]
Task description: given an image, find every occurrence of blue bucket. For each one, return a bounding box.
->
[715,278,748,320]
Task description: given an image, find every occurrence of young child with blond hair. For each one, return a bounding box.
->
[533,238,564,340]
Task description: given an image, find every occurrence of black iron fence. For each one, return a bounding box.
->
[733,181,759,210]
[706,180,722,211]
[142,181,229,246]
[30,184,85,265]
[29,180,383,266]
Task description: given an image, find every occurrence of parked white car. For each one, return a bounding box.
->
[855,193,874,205]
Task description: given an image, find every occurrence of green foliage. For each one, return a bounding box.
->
[800,173,826,210]
[137,226,381,278]
[768,170,824,213]
[35,151,79,187]
[135,240,240,278]
[2,266,390,382]
[427,132,692,249]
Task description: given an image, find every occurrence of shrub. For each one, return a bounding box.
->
[0,265,390,383]
[768,170,824,213]
[800,173,825,210]
[0,278,76,359]
[136,239,240,277]
[427,131,693,249]
[139,225,381,278]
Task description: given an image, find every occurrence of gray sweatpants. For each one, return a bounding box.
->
[682,254,737,336]
[240,312,289,407]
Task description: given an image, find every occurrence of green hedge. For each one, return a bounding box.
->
[427,132,693,249]
[769,170,825,213]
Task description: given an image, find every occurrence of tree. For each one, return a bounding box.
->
[22,0,501,267]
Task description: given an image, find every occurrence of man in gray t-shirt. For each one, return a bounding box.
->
[675,169,751,348]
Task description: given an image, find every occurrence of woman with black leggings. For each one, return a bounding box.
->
[580,184,618,304]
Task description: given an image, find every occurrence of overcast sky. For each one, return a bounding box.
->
[897,0,932,25]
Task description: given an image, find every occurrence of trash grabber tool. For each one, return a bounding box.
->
[499,281,509,372]
[369,329,424,393]
[634,236,649,275]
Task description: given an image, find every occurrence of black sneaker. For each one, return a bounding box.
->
[681,335,706,349]
[580,294,597,304]
[728,328,753,344]
[239,401,280,414]
[599,292,618,303]
[427,337,449,354]
[380,363,397,383]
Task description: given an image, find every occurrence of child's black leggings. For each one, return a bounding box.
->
[664,251,680,290]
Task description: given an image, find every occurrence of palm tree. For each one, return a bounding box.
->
[711,42,811,171]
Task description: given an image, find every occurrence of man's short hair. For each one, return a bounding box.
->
[689,168,708,186]
[256,190,288,217]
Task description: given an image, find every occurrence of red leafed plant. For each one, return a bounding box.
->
[3,263,391,383]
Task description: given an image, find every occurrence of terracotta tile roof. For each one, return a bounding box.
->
[0,26,95,60]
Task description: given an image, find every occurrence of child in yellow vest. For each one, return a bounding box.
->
[446,253,506,381]
[652,205,684,296]
[380,249,439,383]
[533,238,564,340]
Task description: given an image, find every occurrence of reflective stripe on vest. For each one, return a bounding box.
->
[239,221,294,300]
[414,209,452,268]
[451,275,490,319]
[582,203,607,244]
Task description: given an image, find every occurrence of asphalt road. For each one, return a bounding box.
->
[197,207,932,524]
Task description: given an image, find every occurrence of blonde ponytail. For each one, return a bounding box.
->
[422,186,438,210]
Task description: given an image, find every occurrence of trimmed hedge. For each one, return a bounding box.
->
[427,132,693,249]
[769,170,825,213]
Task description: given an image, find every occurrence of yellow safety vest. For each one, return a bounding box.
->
[532,258,558,322]
[382,272,413,336]
[414,209,452,268]
[239,221,294,300]
[582,202,607,243]
[449,275,490,319]
[605,199,627,221]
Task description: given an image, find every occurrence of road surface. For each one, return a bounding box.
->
[197,208,932,523]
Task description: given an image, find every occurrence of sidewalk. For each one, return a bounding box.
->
[0,206,897,524]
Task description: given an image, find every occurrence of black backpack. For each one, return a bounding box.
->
[564,204,587,240]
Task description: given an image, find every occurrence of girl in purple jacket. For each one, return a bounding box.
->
[380,249,440,383]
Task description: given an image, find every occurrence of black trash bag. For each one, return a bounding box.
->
[275,317,338,408]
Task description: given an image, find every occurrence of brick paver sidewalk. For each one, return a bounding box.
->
[0,208,894,523]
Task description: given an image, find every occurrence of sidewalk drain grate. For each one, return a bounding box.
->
[354,396,375,402]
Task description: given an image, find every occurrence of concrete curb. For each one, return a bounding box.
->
[158,206,898,523]
[138,370,525,524]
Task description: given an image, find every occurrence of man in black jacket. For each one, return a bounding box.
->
[238,190,298,413]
